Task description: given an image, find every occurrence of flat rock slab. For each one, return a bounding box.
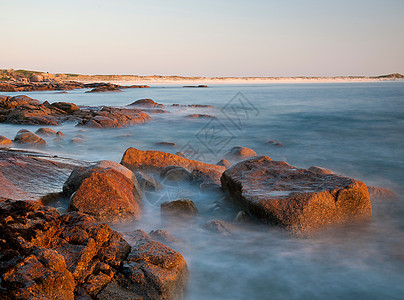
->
[0,149,89,201]
[121,147,225,184]
[221,156,372,232]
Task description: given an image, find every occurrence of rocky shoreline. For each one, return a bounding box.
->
[0,91,400,299]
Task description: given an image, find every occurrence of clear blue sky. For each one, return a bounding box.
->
[1,0,403,76]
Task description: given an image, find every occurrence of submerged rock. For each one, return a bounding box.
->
[121,147,225,184]
[308,166,334,175]
[203,219,234,235]
[161,166,192,182]
[0,200,188,299]
[127,99,165,108]
[135,171,162,192]
[221,156,372,232]
[224,146,257,163]
[35,127,57,136]
[186,114,216,119]
[13,130,47,147]
[161,198,199,219]
[367,186,399,201]
[155,142,177,147]
[149,229,182,244]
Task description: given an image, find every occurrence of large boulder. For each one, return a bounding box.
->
[67,163,142,222]
[13,130,47,147]
[121,148,225,184]
[161,198,199,219]
[63,160,136,196]
[0,200,188,299]
[221,156,372,232]
[35,127,57,136]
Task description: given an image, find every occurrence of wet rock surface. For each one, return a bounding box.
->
[0,135,12,146]
[0,201,188,300]
[0,149,88,201]
[221,156,372,232]
[121,147,225,184]
[224,146,257,163]
[161,199,199,219]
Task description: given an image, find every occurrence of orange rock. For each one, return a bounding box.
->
[121,147,225,184]
[69,169,142,222]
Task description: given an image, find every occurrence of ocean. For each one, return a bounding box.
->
[1,81,404,299]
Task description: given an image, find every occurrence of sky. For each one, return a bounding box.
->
[1,0,403,77]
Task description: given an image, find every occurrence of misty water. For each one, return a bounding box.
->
[1,82,404,299]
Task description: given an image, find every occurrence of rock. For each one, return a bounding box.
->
[0,149,87,201]
[57,131,65,137]
[63,160,136,197]
[71,137,84,144]
[203,219,234,235]
[36,127,57,136]
[121,147,225,184]
[0,200,188,299]
[155,142,177,147]
[308,166,334,175]
[0,135,12,146]
[30,74,43,82]
[233,211,252,223]
[224,146,257,163]
[186,114,216,119]
[135,171,162,192]
[183,85,208,88]
[217,159,231,169]
[127,99,165,108]
[161,166,192,183]
[13,130,47,147]
[175,152,187,158]
[68,168,142,222]
[161,199,198,219]
[367,186,399,201]
[199,182,222,193]
[77,107,150,128]
[86,87,122,93]
[267,140,283,147]
[100,230,188,300]
[149,229,181,244]
[50,102,80,114]
[221,156,372,232]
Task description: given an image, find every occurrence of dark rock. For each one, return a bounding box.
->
[183,85,208,88]
[161,166,192,182]
[233,211,252,224]
[86,87,122,93]
[155,142,177,147]
[199,182,222,193]
[121,147,225,184]
[127,99,165,109]
[135,171,162,192]
[221,156,372,232]
[267,140,283,147]
[203,219,234,235]
[186,114,216,119]
[13,130,47,147]
[161,199,198,219]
